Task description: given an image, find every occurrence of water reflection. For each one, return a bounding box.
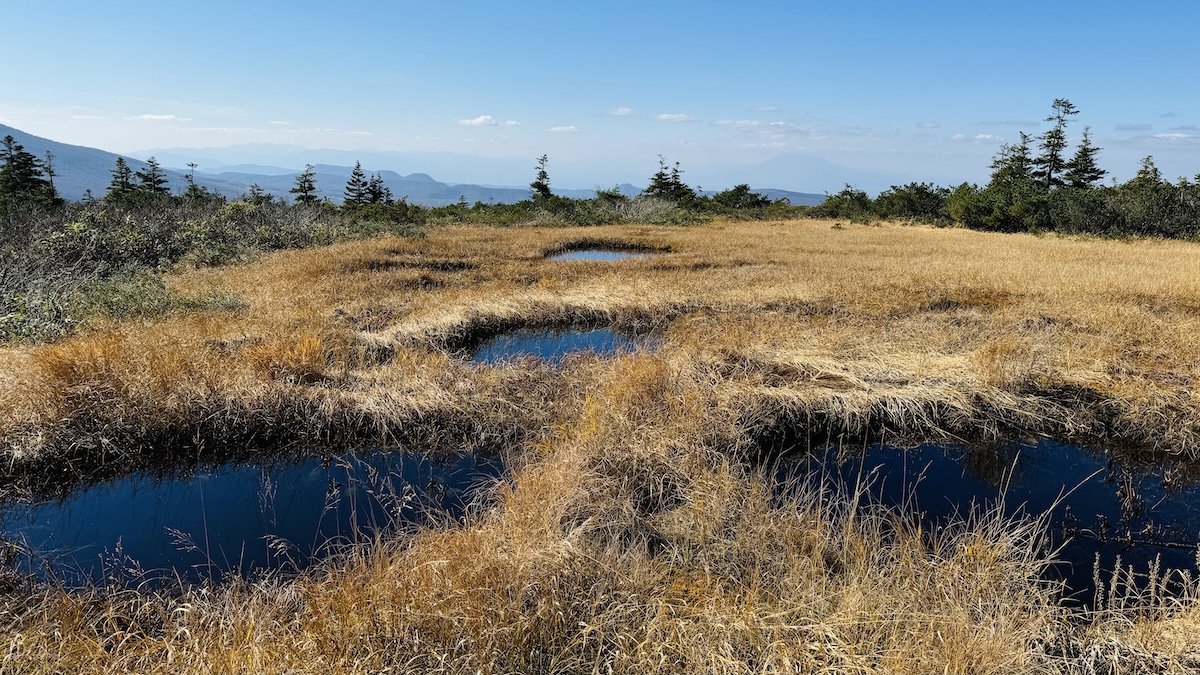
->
[778,438,1200,604]
[469,328,659,366]
[545,250,655,262]
[0,450,502,585]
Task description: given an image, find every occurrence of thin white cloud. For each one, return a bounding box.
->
[655,113,694,122]
[715,119,767,130]
[125,114,190,122]
[1154,132,1196,140]
[549,125,579,133]
[71,114,104,120]
[192,127,257,133]
[951,132,1005,142]
[268,120,291,125]
[715,119,826,144]
[750,105,780,113]
[501,120,521,127]
[610,107,634,116]
[917,121,941,129]
[458,115,497,126]
[347,131,373,136]
[278,127,340,134]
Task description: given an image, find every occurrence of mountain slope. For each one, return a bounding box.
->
[0,124,158,201]
[1,126,825,206]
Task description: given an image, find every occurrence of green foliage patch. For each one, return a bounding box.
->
[809,100,1200,240]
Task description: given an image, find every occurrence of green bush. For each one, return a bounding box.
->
[0,195,426,344]
[808,185,875,223]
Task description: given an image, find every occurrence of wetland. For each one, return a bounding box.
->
[2,219,1199,673]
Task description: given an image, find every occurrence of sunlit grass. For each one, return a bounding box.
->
[2,219,1199,672]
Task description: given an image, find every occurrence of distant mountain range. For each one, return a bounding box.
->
[0,124,827,207]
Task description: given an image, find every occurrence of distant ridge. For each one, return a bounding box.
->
[0,124,158,201]
[0,125,824,206]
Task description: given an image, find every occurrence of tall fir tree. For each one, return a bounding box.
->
[182,161,212,201]
[43,151,57,195]
[530,154,551,199]
[344,161,369,205]
[1063,127,1107,188]
[290,164,319,205]
[134,156,171,195]
[0,135,59,208]
[105,156,137,202]
[1031,98,1079,191]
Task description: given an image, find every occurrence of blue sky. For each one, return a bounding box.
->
[3,1,1199,192]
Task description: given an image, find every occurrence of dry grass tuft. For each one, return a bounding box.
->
[246,334,330,383]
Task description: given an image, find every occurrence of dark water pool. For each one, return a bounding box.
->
[470,328,659,366]
[545,249,655,262]
[0,451,503,585]
[778,438,1200,605]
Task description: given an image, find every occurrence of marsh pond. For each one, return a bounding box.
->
[777,438,1200,605]
[3,437,1198,603]
[0,450,504,585]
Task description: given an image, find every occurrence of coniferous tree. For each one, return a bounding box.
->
[290,164,319,205]
[43,151,56,194]
[1032,98,1079,191]
[1063,127,1106,189]
[105,156,137,202]
[991,133,1035,184]
[965,132,1045,232]
[182,161,212,201]
[1125,156,1164,191]
[711,184,771,209]
[530,154,551,199]
[642,155,696,204]
[0,135,59,208]
[366,172,393,204]
[246,183,274,205]
[344,161,369,205]
[134,156,171,195]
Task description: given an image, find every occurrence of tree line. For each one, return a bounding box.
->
[812,99,1200,239]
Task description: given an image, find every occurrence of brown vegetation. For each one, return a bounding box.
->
[2,219,1200,672]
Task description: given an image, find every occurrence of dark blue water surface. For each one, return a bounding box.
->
[778,438,1200,604]
[0,451,502,585]
[5,434,1195,605]
[545,250,654,262]
[470,328,659,366]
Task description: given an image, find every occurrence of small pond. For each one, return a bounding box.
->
[778,438,1200,605]
[0,450,503,585]
[470,328,659,366]
[545,249,656,262]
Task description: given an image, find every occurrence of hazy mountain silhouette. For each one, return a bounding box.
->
[1,125,825,206]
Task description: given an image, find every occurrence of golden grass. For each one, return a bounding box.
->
[2,219,1200,672]
[6,219,1198,461]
